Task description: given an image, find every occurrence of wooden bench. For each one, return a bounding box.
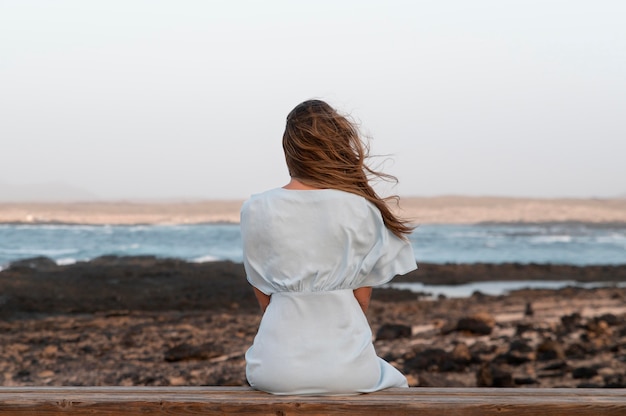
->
[1,386,625,415]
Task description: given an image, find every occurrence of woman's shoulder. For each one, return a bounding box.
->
[245,187,370,206]
[241,187,379,224]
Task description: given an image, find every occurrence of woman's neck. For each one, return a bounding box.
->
[282,178,323,190]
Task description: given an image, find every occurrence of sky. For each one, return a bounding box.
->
[1,0,625,201]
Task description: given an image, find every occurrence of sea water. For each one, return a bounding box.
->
[1,222,624,268]
[1,222,624,297]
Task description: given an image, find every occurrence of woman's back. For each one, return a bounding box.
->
[241,187,415,294]
[241,187,416,395]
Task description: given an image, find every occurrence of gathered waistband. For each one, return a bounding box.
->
[272,288,354,297]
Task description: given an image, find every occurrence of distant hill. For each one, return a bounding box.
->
[0,181,99,202]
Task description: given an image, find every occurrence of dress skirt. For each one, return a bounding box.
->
[245,289,408,395]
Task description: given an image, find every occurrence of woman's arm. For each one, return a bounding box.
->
[253,286,271,313]
[353,286,372,314]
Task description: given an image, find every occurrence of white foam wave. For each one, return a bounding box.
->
[530,235,573,244]
[0,248,79,256]
[191,254,219,263]
[56,257,77,266]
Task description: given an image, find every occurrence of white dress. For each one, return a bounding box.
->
[240,187,417,395]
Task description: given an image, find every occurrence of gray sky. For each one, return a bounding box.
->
[1,0,625,201]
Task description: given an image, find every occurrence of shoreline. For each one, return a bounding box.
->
[1,196,625,225]
[2,257,625,319]
[2,257,626,388]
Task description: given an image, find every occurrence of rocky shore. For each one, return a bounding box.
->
[2,256,626,388]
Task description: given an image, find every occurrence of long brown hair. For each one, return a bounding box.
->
[282,99,414,239]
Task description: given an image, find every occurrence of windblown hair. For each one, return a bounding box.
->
[282,99,414,239]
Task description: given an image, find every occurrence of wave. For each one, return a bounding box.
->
[56,257,78,266]
[0,247,79,256]
[529,235,573,244]
[191,254,220,263]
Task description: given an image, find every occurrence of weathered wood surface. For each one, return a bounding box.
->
[1,386,625,415]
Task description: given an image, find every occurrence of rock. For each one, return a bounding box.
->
[524,302,534,317]
[586,320,612,338]
[560,312,582,333]
[604,374,626,388]
[439,320,458,335]
[418,372,467,387]
[538,361,569,378]
[42,345,59,358]
[595,313,621,326]
[164,343,223,362]
[509,339,533,353]
[476,363,514,387]
[451,343,472,364]
[167,376,187,386]
[404,348,464,372]
[375,323,412,341]
[456,312,495,335]
[572,366,599,379]
[9,256,57,271]
[500,339,536,365]
[516,323,534,336]
[565,342,591,359]
[578,382,604,388]
[469,341,497,362]
[2,258,626,389]
[514,376,538,385]
[536,339,565,361]
[541,361,569,371]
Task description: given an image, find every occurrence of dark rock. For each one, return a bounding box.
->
[577,382,603,388]
[14,369,31,382]
[516,323,534,336]
[536,339,566,361]
[538,361,569,378]
[372,287,420,302]
[9,256,57,271]
[541,361,569,371]
[164,343,223,362]
[404,348,464,372]
[565,342,591,359]
[524,302,534,317]
[476,363,515,387]
[469,341,496,363]
[572,366,599,379]
[509,339,533,353]
[514,377,538,385]
[418,373,467,387]
[456,312,495,335]
[595,313,621,326]
[604,374,626,388]
[560,312,582,332]
[502,339,536,364]
[376,323,412,341]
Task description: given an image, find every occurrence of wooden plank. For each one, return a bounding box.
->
[0,387,625,415]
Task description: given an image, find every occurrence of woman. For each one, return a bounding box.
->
[240,99,417,395]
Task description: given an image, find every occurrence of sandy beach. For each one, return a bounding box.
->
[0,196,625,225]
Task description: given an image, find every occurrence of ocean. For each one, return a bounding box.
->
[1,222,624,269]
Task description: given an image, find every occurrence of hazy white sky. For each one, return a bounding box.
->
[1,0,625,200]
